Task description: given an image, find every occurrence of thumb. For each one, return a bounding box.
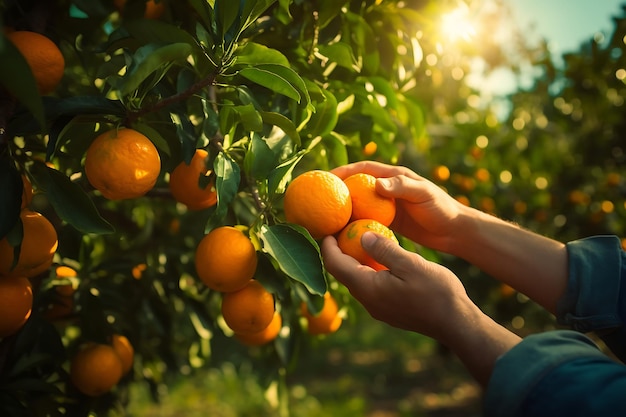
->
[361,232,417,275]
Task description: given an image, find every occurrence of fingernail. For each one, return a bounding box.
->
[361,231,378,250]
[377,178,391,189]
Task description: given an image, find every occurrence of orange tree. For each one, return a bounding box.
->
[0,0,462,414]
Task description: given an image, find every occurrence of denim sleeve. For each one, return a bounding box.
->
[484,330,626,417]
[556,235,626,361]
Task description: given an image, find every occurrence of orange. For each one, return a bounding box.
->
[221,280,275,334]
[336,219,397,271]
[343,173,396,226]
[195,226,258,292]
[169,149,217,210]
[0,276,33,337]
[0,209,58,278]
[301,292,342,335]
[363,141,377,156]
[111,334,134,375]
[84,128,161,200]
[114,0,166,19]
[53,265,77,296]
[21,175,33,209]
[6,31,65,95]
[432,165,450,182]
[70,343,124,396]
[235,311,282,346]
[43,265,76,321]
[283,170,352,239]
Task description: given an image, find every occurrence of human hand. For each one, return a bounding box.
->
[321,231,476,343]
[331,161,472,254]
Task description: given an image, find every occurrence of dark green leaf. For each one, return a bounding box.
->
[240,0,277,32]
[208,152,241,229]
[304,89,338,138]
[29,163,114,234]
[317,43,356,70]
[119,43,193,96]
[267,150,307,196]
[233,42,290,67]
[260,111,301,147]
[170,111,198,163]
[0,32,45,128]
[215,0,241,40]
[239,64,309,105]
[259,224,326,295]
[244,133,278,179]
[0,158,22,240]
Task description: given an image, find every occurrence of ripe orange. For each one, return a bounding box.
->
[21,175,33,209]
[0,276,33,337]
[336,219,397,271]
[343,173,396,226]
[235,311,282,346]
[6,31,65,95]
[195,226,258,292]
[0,209,58,278]
[221,280,275,334]
[432,165,450,182]
[169,149,217,210]
[70,343,124,396]
[301,292,342,335]
[111,334,134,375]
[43,265,76,321]
[283,170,352,239]
[114,0,166,19]
[84,128,161,200]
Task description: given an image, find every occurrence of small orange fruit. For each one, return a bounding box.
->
[432,165,450,182]
[53,265,77,296]
[195,226,258,292]
[363,141,377,156]
[114,0,166,19]
[283,170,352,239]
[336,219,398,271]
[301,292,342,335]
[169,149,217,210]
[343,173,396,226]
[84,128,161,200]
[221,280,275,335]
[6,31,65,95]
[235,311,282,346]
[70,343,124,396]
[0,276,33,337]
[0,209,58,278]
[111,334,134,375]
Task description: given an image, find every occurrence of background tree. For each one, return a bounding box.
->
[1,0,624,415]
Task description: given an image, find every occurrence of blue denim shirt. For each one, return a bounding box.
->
[484,236,626,417]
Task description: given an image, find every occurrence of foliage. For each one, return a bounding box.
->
[1,0,625,415]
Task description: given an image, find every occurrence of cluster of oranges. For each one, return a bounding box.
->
[283,170,399,333]
[0,176,56,338]
[194,226,279,345]
[69,334,134,396]
[284,170,398,271]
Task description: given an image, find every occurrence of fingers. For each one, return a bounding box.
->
[375,175,436,204]
[330,161,421,180]
[360,232,422,278]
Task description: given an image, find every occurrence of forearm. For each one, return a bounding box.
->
[442,302,521,386]
[450,208,568,314]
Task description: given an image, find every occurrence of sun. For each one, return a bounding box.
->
[441,4,477,42]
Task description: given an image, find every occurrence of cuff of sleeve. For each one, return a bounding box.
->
[484,330,604,417]
[556,235,623,332]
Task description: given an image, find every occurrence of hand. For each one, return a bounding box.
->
[321,231,522,386]
[321,231,474,343]
[331,161,471,254]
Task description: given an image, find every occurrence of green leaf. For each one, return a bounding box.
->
[208,152,241,229]
[0,158,22,240]
[29,163,114,235]
[240,0,278,32]
[259,224,326,295]
[317,42,356,70]
[233,42,290,67]
[260,111,301,147]
[362,76,400,110]
[239,64,309,104]
[0,33,45,128]
[267,150,307,197]
[215,0,241,40]
[233,104,263,132]
[323,133,349,167]
[119,43,193,96]
[304,89,338,138]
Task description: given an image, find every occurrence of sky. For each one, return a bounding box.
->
[505,0,625,57]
